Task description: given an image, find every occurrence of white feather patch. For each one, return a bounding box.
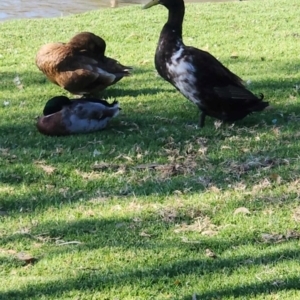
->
[166,47,200,105]
[96,67,116,82]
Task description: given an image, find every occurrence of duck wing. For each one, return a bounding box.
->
[55,56,117,94]
[169,46,267,117]
[103,57,132,75]
[68,100,119,120]
[182,46,243,86]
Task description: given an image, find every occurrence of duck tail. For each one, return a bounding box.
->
[109,101,121,118]
[258,93,264,100]
[250,93,269,112]
[120,65,133,76]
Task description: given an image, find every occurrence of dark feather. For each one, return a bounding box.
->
[144,0,268,127]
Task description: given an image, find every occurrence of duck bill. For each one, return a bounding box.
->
[143,0,160,9]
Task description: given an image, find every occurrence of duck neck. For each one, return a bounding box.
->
[162,3,185,39]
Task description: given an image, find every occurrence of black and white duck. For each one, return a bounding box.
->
[143,0,268,127]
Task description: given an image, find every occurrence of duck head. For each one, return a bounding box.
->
[43,96,71,116]
[68,32,106,57]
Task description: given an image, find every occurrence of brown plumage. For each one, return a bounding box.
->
[36,32,132,95]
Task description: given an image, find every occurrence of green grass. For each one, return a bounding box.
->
[0,0,300,299]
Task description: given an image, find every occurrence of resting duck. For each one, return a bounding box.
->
[143,0,268,127]
[36,96,120,136]
[36,32,132,96]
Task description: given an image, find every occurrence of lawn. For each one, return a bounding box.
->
[0,0,300,299]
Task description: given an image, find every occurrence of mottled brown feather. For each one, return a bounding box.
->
[36,32,132,95]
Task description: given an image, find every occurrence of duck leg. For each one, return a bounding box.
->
[199,111,206,128]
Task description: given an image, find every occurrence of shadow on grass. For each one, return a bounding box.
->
[1,69,300,246]
[0,257,21,269]
[1,115,300,299]
[0,100,299,211]
[0,71,47,87]
[1,214,249,251]
[101,85,176,99]
[0,236,299,299]
[0,68,171,99]
[182,276,300,300]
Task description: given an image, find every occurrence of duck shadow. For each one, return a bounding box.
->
[101,85,173,99]
[0,71,47,89]
[1,115,299,212]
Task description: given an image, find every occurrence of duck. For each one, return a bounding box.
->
[36,32,132,96]
[36,96,120,136]
[143,0,269,127]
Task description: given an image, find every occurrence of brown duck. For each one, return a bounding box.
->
[36,32,132,96]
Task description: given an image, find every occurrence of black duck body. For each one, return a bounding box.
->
[144,0,268,127]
